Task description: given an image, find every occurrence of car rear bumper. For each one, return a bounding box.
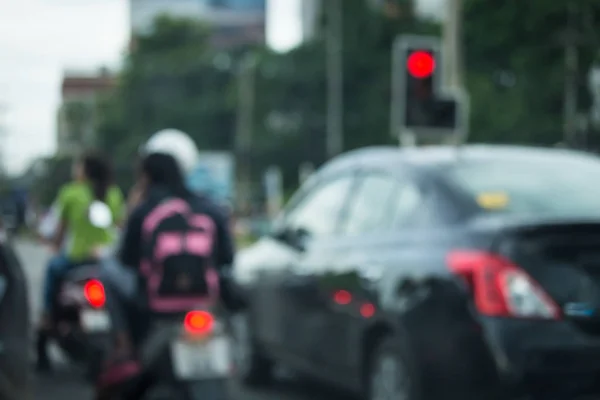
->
[479,316,600,396]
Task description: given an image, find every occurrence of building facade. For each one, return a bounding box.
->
[56,69,114,155]
[129,0,266,49]
[300,0,321,42]
[265,0,442,53]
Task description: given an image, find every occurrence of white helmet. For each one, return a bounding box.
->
[141,129,199,174]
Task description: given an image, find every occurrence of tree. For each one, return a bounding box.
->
[463,0,600,146]
[95,3,441,194]
[96,15,238,162]
[28,156,73,207]
[248,0,440,190]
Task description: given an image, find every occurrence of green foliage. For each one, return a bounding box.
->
[96,15,237,162]
[94,0,600,196]
[249,0,440,189]
[29,156,74,207]
[94,3,443,194]
[464,0,600,145]
[24,156,133,207]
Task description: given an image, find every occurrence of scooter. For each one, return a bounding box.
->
[35,200,116,379]
[102,306,231,400]
[36,261,111,380]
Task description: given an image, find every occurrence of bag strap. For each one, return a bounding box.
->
[142,197,191,240]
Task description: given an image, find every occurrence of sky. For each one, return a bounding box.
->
[0,0,128,174]
[0,0,442,175]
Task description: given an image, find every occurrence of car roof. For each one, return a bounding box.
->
[320,144,597,176]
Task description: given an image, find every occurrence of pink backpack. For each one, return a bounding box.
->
[140,198,219,312]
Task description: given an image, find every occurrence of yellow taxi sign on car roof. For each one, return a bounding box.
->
[476,192,509,210]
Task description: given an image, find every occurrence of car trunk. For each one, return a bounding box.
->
[495,220,600,333]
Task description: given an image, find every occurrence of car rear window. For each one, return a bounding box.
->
[446,154,600,218]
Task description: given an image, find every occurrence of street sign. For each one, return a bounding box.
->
[187,151,235,205]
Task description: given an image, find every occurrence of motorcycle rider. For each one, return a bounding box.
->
[95,132,235,396]
[37,151,125,371]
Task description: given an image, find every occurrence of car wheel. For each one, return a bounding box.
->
[367,337,421,400]
[231,312,273,386]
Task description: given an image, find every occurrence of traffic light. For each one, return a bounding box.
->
[403,47,454,129]
[392,35,461,134]
[406,50,435,79]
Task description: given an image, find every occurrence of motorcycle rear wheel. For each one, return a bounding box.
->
[134,379,228,400]
[180,379,228,400]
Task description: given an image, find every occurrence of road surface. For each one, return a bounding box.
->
[14,239,349,400]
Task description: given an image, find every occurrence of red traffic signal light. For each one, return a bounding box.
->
[407,50,435,78]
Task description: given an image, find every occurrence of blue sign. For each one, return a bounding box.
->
[186,152,234,205]
[563,303,596,318]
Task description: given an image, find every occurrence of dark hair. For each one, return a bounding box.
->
[140,152,191,198]
[81,151,113,200]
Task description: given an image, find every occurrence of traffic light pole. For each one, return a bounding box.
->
[563,2,578,147]
[442,0,463,89]
[326,0,344,158]
[235,54,257,213]
[441,0,468,146]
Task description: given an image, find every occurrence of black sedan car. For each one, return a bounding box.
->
[231,145,600,400]
[0,222,31,399]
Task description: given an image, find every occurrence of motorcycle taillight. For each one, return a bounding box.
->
[183,310,214,335]
[84,279,106,308]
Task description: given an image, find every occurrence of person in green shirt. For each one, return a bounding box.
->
[39,151,124,330]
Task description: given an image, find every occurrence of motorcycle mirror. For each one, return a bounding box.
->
[88,201,112,229]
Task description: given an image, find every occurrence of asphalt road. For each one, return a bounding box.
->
[14,239,349,400]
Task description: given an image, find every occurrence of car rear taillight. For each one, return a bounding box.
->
[184,310,214,335]
[84,279,106,308]
[447,251,561,320]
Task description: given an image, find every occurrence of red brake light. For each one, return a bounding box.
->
[407,50,435,78]
[333,290,352,305]
[447,251,561,320]
[360,303,375,318]
[184,310,214,335]
[84,279,106,308]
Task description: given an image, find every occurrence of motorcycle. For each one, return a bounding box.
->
[92,198,233,399]
[102,306,231,400]
[36,200,115,379]
[36,261,111,380]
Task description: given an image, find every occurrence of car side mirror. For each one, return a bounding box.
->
[293,227,310,249]
[286,227,310,252]
[272,226,309,251]
[270,226,288,241]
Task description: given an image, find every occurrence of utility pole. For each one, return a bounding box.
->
[442,0,463,89]
[563,2,579,147]
[326,0,343,158]
[235,54,257,213]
